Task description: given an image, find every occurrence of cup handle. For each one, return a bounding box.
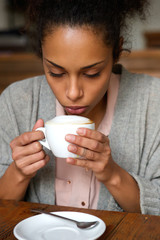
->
[36,127,51,150]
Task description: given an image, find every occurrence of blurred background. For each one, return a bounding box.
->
[0,0,160,93]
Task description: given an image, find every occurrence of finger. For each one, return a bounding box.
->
[66,134,105,153]
[81,148,87,158]
[68,144,99,161]
[15,150,46,169]
[77,128,108,143]
[12,141,43,160]
[66,157,94,170]
[18,155,50,177]
[32,119,44,131]
[10,131,44,149]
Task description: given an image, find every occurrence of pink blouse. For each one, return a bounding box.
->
[55,73,120,209]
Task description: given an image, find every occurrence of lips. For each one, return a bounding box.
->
[64,106,88,114]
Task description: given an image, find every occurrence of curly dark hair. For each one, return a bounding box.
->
[27,0,149,61]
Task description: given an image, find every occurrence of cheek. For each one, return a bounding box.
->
[51,84,65,98]
[46,77,63,97]
[89,76,109,96]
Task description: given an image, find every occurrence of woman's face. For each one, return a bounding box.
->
[42,26,113,122]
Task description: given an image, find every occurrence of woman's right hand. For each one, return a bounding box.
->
[10,119,50,181]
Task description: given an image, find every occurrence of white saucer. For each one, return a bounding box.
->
[13,211,106,240]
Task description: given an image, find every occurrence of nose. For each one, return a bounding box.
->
[66,76,83,101]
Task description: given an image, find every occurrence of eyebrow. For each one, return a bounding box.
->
[45,58,64,69]
[44,58,105,70]
[81,60,105,70]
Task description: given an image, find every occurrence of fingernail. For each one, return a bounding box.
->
[68,145,77,153]
[77,128,86,135]
[65,134,75,142]
[66,158,76,164]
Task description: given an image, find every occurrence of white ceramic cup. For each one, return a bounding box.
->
[36,115,95,158]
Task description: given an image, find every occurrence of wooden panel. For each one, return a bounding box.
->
[0,53,44,93]
[119,49,160,78]
[0,50,160,94]
[144,32,160,48]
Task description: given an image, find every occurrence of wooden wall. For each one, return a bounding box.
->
[0,53,44,94]
[0,50,160,94]
[119,50,160,78]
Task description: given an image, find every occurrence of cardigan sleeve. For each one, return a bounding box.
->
[131,173,160,215]
[129,75,160,215]
[0,77,56,204]
[0,77,42,177]
[98,71,160,215]
[137,77,160,215]
[0,87,20,178]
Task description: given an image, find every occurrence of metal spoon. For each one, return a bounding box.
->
[31,209,99,229]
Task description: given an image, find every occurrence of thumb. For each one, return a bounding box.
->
[32,119,44,131]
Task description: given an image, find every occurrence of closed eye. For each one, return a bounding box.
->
[48,71,65,78]
[48,71,101,78]
[84,72,101,78]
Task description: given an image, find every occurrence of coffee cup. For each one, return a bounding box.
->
[36,115,95,158]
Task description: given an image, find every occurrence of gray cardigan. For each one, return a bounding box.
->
[0,67,160,215]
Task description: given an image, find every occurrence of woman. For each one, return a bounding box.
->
[0,0,160,215]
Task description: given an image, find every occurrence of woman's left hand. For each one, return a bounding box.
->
[65,127,115,183]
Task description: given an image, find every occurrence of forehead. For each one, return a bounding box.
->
[43,24,105,42]
[42,25,112,63]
